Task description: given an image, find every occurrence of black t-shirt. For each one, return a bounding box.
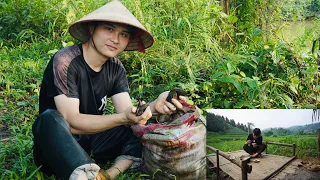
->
[246,133,263,145]
[39,44,129,115]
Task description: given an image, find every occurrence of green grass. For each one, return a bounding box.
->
[223,126,248,135]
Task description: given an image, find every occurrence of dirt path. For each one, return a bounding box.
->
[272,159,320,180]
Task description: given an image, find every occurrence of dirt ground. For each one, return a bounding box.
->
[271,158,320,180]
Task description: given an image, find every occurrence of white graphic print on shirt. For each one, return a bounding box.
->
[98,95,107,111]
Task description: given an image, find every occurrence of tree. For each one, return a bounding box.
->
[230,119,236,127]
[240,123,245,131]
[264,131,274,137]
[244,125,248,132]
[225,117,230,124]
[206,113,229,132]
[220,0,230,15]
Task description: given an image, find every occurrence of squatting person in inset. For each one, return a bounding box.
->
[32,1,186,180]
[243,128,266,158]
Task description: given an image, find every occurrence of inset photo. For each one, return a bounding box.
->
[206,109,320,180]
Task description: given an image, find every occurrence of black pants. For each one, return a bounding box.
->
[243,144,266,155]
[32,109,142,179]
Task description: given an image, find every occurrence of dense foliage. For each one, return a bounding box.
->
[264,122,320,136]
[279,0,320,20]
[0,0,319,179]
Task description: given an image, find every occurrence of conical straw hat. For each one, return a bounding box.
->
[69,0,154,52]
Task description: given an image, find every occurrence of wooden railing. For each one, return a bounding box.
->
[262,141,297,180]
[264,141,296,157]
[206,145,252,180]
[207,141,297,180]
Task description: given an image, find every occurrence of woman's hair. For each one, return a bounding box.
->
[253,128,261,136]
[88,21,138,36]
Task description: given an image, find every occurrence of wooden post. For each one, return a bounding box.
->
[207,145,242,167]
[265,141,268,154]
[241,157,250,180]
[216,150,220,178]
[292,143,296,157]
[265,141,295,147]
[206,145,253,180]
[318,129,320,159]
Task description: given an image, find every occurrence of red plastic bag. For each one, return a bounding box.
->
[131,102,206,180]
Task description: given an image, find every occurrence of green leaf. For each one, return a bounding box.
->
[66,41,74,47]
[282,94,294,106]
[17,101,28,106]
[0,99,5,107]
[227,62,235,74]
[24,83,37,89]
[234,101,255,108]
[47,49,58,55]
[293,14,297,22]
[270,50,279,64]
[177,17,182,27]
[240,71,246,77]
[218,75,243,93]
[184,17,192,31]
[228,15,238,24]
[303,104,317,109]
[252,28,261,36]
[163,27,167,36]
[315,85,320,91]
[243,77,258,89]
[211,72,224,79]
[223,100,231,108]
[27,166,42,180]
[202,82,212,92]
[289,84,298,94]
